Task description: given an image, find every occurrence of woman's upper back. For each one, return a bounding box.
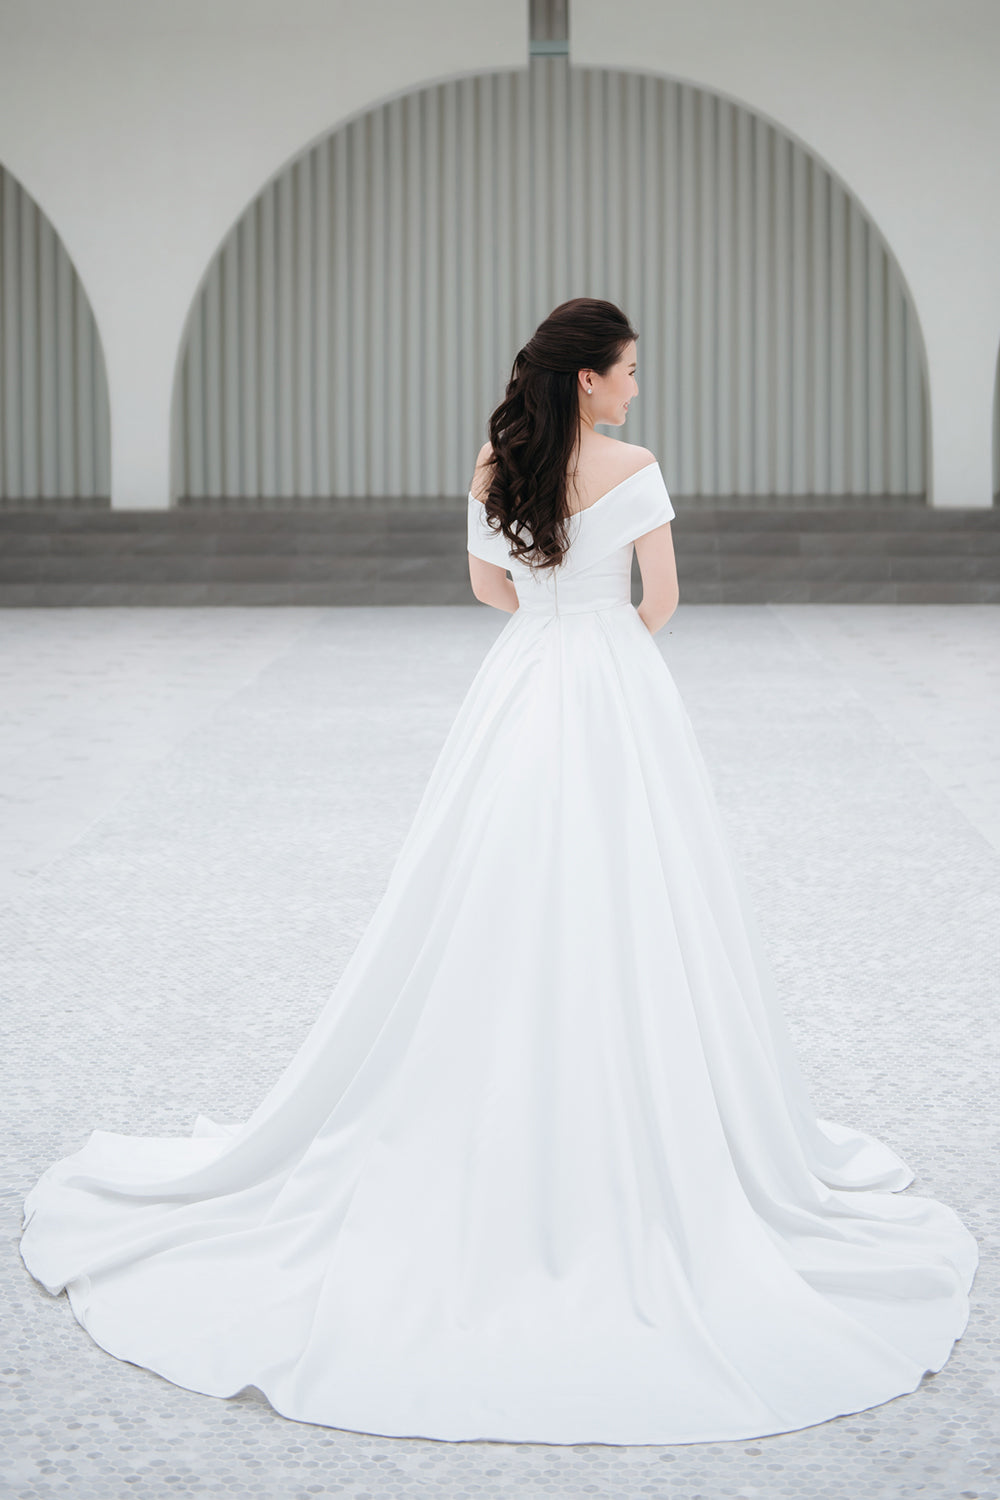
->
[563,442,659,516]
[468,446,675,590]
[469,438,657,515]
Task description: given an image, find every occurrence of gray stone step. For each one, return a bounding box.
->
[4,548,999,587]
[1,579,997,607]
[1,503,998,605]
[3,524,1000,560]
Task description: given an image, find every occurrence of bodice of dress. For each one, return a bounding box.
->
[466,460,675,616]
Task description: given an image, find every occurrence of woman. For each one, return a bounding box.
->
[20,298,977,1446]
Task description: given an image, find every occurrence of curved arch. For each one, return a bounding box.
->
[614,64,932,502]
[173,60,929,504]
[596,58,934,433]
[167,60,522,505]
[0,161,111,504]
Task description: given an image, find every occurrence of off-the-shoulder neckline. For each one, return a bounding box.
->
[467,459,660,518]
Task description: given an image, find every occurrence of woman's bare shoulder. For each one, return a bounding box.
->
[470,439,656,503]
[573,440,658,501]
[608,441,657,481]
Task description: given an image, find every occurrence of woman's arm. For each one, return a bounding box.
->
[634,521,680,635]
[468,553,519,613]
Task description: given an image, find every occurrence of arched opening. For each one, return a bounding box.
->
[0,163,111,506]
[173,58,928,507]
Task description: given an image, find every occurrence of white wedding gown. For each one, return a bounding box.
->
[20,461,978,1445]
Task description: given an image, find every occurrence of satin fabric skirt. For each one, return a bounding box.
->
[20,601,978,1444]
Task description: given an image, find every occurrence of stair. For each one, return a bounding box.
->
[1,502,998,605]
[669,505,1000,603]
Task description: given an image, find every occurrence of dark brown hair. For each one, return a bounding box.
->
[481,297,638,571]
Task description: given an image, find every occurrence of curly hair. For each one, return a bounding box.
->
[481,297,639,571]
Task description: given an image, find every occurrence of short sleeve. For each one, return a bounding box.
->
[631,463,675,539]
[467,493,513,567]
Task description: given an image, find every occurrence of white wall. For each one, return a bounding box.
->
[0,0,997,507]
[179,62,926,503]
[572,0,1000,507]
[0,0,526,508]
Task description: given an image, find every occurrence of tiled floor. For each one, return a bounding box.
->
[1,604,997,1500]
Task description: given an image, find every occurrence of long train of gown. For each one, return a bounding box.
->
[20,461,978,1445]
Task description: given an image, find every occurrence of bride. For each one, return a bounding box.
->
[20,297,978,1446]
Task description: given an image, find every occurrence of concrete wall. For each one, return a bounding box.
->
[0,0,526,508]
[177,63,927,504]
[572,0,1000,508]
[0,0,996,507]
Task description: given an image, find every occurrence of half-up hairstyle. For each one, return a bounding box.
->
[481,297,639,571]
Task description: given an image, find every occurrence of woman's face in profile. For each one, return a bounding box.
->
[588,340,638,426]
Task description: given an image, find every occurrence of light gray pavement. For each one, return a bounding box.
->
[1,604,997,1500]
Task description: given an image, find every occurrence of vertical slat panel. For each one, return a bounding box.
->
[403,92,424,487]
[714,99,733,497]
[847,196,868,494]
[440,82,460,495]
[332,127,351,495]
[222,232,241,495]
[678,83,698,494]
[867,222,886,494]
[513,67,533,358]
[495,74,512,420]
[203,259,222,498]
[568,68,587,305]
[90,316,111,501]
[38,213,57,497]
[349,115,368,494]
[605,71,624,308]
[314,137,332,497]
[810,158,830,494]
[885,262,906,494]
[19,193,39,498]
[904,299,924,492]
[258,186,278,497]
[662,79,681,487]
[184,295,204,499]
[790,141,809,494]
[530,61,550,322]
[488,74,504,437]
[421,87,441,491]
[55,235,74,494]
[76,254,99,499]
[457,76,478,494]
[368,104,387,495]
[638,75,661,465]
[622,70,642,356]
[734,104,754,496]
[386,98,404,495]
[828,179,847,495]
[276,167,296,496]
[295,154,315,497]
[752,114,772,494]
[550,56,571,302]
[2,175,23,498]
[240,211,259,497]
[772,130,791,495]
[0,173,16,498]
[584,70,603,317]
[696,90,715,493]
[164,64,928,504]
